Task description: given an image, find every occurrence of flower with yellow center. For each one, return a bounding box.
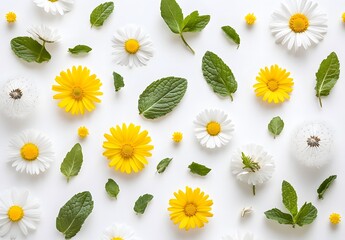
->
[33,0,74,15]
[103,123,154,174]
[5,12,16,23]
[245,13,256,25]
[52,66,103,115]
[101,223,138,240]
[329,213,341,224]
[172,132,183,143]
[168,186,213,231]
[253,64,294,104]
[78,126,89,138]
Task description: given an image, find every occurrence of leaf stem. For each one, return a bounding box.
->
[179,33,195,54]
[318,96,323,108]
[37,40,46,62]
[252,185,256,196]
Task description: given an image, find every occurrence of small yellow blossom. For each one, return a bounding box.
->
[245,13,256,25]
[172,132,183,143]
[78,126,89,139]
[342,12,345,23]
[329,213,341,224]
[6,12,16,23]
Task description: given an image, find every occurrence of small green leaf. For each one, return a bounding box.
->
[160,0,183,34]
[268,116,284,138]
[113,72,124,92]
[282,180,298,217]
[138,77,187,119]
[68,45,92,54]
[56,191,94,239]
[188,162,211,176]
[317,175,337,199]
[60,143,83,182]
[221,26,240,48]
[315,52,340,108]
[264,208,294,225]
[156,158,173,174]
[295,202,318,227]
[90,2,114,27]
[10,37,51,63]
[202,51,237,101]
[105,179,120,199]
[182,11,210,32]
[134,194,153,214]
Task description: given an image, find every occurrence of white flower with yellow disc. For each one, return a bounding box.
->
[101,223,139,240]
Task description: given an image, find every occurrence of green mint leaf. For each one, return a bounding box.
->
[68,45,92,54]
[182,11,210,32]
[10,37,51,63]
[317,175,337,199]
[160,0,183,34]
[90,2,114,27]
[134,194,153,214]
[156,158,173,174]
[188,162,211,176]
[138,77,187,119]
[202,51,237,101]
[264,208,294,225]
[315,52,340,108]
[105,178,120,199]
[282,180,298,217]
[295,202,318,227]
[221,26,240,48]
[268,116,284,138]
[56,191,94,239]
[60,143,83,182]
[113,72,124,92]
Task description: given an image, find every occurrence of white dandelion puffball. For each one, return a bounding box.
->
[270,0,327,51]
[292,122,333,168]
[28,25,61,43]
[0,189,40,238]
[112,25,154,68]
[0,77,38,119]
[8,129,54,175]
[33,0,74,15]
[194,109,235,149]
[101,223,139,240]
[222,232,254,240]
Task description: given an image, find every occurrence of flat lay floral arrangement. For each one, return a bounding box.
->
[0,0,344,239]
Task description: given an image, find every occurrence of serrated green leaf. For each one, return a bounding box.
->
[138,77,187,119]
[90,2,114,27]
[113,72,124,92]
[295,202,318,227]
[10,37,51,63]
[317,175,337,199]
[188,162,211,176]
[202,51,237,101]
[68,45,92,54]
[221,26,240,48]
[160,0,183,34]
[134,194,153,214]
[60,143,83,182]
[282,180,298,217]
[56,191,93,239]
[156,158,173,174]
[105,178,120,199]
[315,52,340,107]
[268,116,284,138]
[264,208,294,225]
[182,11,210,32]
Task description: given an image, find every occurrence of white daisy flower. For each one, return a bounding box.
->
[101,223,139,240]
[28,25,61,43]
[222,232,254,240]
[291,122,333,168]
[8,130,54,175]
[0,78,38,119]
[33,0,73,15]
[0,189,40,238]
[194,109,234,149]
[231,144,275,195]
[112,25,154,68]
[270,0,327,51]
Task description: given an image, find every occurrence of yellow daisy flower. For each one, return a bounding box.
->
[78,126,89,138]
[329,213,341,224]
[253,64,294,104]
[6,12,16,23]
[168,186,213,231]
[245,13,256,25]
[52,66,102,115]
[172,132,183,143]
[103,123,154,174]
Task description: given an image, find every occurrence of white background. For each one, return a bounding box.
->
[0,0,345,239]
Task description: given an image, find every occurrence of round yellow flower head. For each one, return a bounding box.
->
[245,13,256,25]
[172,132,183,143]
[78,126,89,139]
[329,213,341,224]
[342,12,345,23]
[6,12,16,23]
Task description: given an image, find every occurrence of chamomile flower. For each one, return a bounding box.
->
[28,24,60,43]
[231,144,275,195]
[101,223,139,240]
[0,189,40,238]
[194,109,234,149]
[270,0,328,51]
[0,77,38,119]
[291,122,333,168]
[222,233,254,240]
[8,129,54,175]
[33,0,74,15]
[6,12,16,23]
[112,25,154,68]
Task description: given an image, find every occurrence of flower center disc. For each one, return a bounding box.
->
[206,121,221,136]
[184,203,197,217]
[307,136,320,147]
[49,0,58,2]
[125,39,140,54]
[121,144,134,158]
[7,205,24,222]
[9,89,23,100]
[21,143,39,161]
[72,87,83,100]
[112,238,124,240]
[289,13,309,33]
[267,80,279,91]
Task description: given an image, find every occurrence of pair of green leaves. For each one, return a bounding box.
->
[265,181,318,228]
[160,0,210,53]
[90,2,114,27]
[60,143,83,182]
[134,194,154,214]
[11,37,51,63]
[268,116,284,138]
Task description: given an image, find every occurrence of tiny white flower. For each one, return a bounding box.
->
[0,77,38,119]
[241,206,253,217]
[112,25,154,68]
[194,109,235,149]
[28,25,61,43]
[33,0,74,15]
[222,232,254,240]
[291,122,333,168]
[101,223,139,240]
